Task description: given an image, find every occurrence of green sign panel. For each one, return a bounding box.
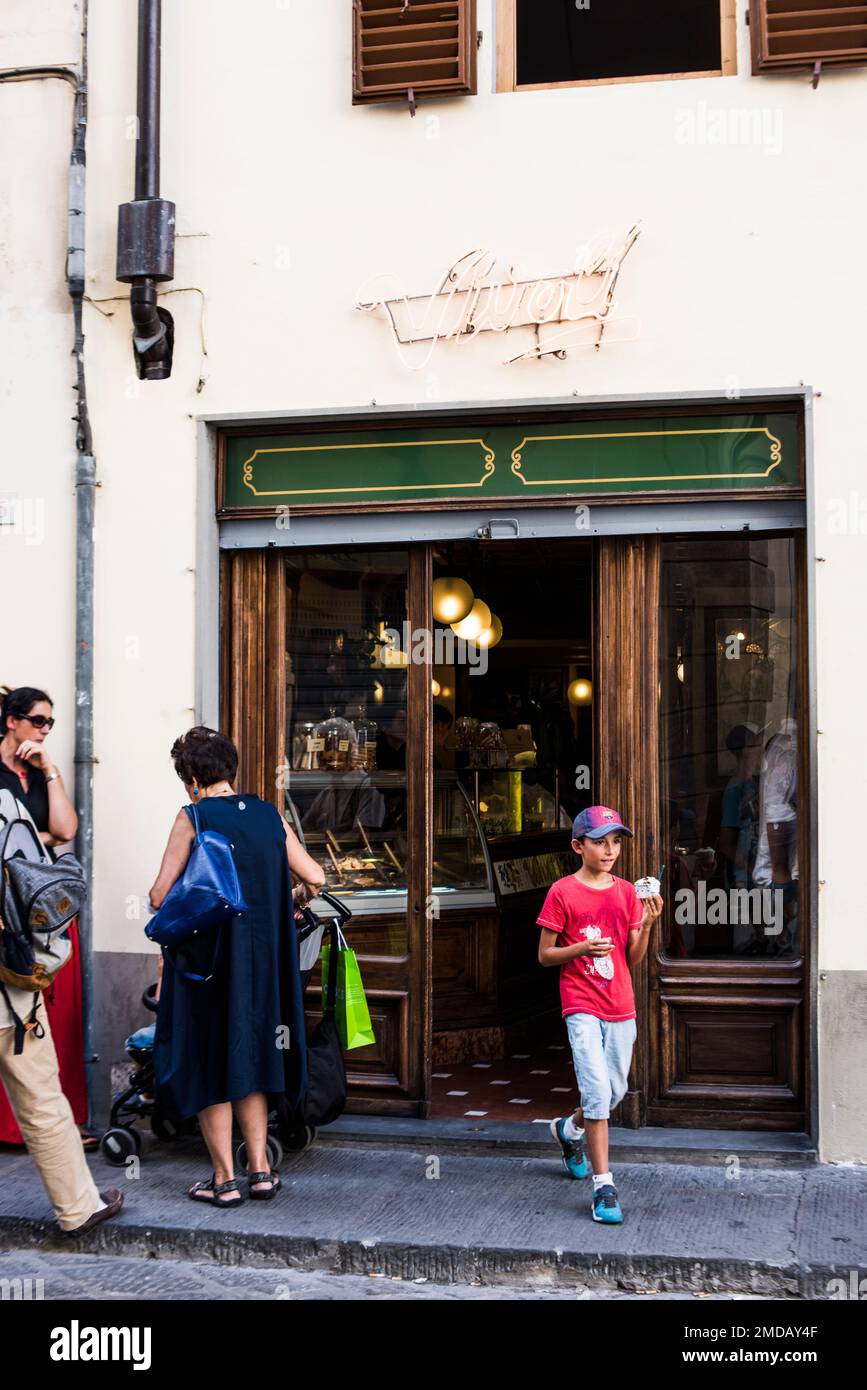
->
[222,412,799,511]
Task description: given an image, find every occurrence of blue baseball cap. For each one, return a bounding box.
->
[572,805,634,840]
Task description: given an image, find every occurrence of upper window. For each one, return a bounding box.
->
[497,0,736,89]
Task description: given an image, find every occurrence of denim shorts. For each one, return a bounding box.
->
[564,1013,637,1120]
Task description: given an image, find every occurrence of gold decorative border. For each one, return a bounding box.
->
[241,437,496,499]
[510,427,783,486]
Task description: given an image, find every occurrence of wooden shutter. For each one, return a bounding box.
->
[353,0,477,105]
[750,0,867,73]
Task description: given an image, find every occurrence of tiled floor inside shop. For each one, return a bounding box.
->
[430,1043,578,1124]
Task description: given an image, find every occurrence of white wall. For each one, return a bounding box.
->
[0,0,81,799]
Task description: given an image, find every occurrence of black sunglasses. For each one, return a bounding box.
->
[22,714,55,730]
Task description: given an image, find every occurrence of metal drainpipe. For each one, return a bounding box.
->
[116,0,175,379]
[68,2,98,1123]
[2,9,100,1122]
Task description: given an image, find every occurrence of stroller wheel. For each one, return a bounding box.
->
[236,1135,284,1174]
[100,1127,141,1167]
[284,1122,317,1154]
[151,1113,194,1141]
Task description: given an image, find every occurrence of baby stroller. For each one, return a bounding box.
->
[99,889,352,1169]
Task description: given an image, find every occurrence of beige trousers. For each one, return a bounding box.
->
[0,999,101,1231]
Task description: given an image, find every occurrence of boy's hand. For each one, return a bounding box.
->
[642,895,664,929]
[580,936,615,956]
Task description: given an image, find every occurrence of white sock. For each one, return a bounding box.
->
[593,1172,613,1190]
[562,1115,584,1141]
[91,1198,107,1214]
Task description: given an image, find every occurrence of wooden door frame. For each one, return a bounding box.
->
[407,545,434,1115]
[594,536,662,1127]
[220,548,286,807]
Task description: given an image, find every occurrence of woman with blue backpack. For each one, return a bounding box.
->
[148,726,324,1208]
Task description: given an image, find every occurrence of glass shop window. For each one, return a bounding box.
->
[659,534,802,960]
[284,548,409,905]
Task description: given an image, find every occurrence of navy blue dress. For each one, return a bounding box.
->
[153,794,308,1121]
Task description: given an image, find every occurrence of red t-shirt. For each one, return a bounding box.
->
[537,874,644,1022]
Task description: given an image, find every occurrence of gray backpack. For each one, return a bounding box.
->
[0,806,86,1051]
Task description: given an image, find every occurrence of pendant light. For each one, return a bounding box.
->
[474,613,503,650]
[451,598,492,642]
[432,577,474,625]
[568,678,592,706]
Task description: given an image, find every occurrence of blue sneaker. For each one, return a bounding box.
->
[591,1184,623,1224]
[550,1117,589,1180]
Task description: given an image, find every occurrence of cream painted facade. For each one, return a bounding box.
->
[1,1,865,1158]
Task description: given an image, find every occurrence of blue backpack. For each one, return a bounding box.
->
[145,802,247,983]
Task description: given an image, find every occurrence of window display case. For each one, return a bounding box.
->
[459,767,570,839]
[287,771,496,914]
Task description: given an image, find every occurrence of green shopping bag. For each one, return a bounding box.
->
[321,927,376,1051]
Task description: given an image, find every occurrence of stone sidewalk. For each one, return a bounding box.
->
[1,1136,865,1298]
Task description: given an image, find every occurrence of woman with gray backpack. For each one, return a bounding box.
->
[0,741,123,1235]
[0,685,94,1148]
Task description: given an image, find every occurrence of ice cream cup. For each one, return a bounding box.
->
[634,875,661,899]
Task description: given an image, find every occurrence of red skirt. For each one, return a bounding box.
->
[0,920,88,1142]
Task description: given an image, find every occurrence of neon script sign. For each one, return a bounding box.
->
[355,225,640,370]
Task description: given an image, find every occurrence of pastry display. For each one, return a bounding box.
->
[351,712,378,770]
[314,708,356,771]
[454,716,480,750]
[292,722,321,770]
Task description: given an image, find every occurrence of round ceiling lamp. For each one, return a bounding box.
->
[568,678,593,706]
[474,613,503,650]
[451,598,492,642]
[432,577,474,625]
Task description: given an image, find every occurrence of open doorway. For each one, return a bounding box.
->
[429,538,593,1122]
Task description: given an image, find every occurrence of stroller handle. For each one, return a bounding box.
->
[294,889,353,944]
[319,888,353,923]
[141,983,159,1014]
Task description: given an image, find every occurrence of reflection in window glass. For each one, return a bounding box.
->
[659,535,800,959]
[285,549,408,774]
[433,774,494,894]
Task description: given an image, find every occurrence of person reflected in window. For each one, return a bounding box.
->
[753,717,798,956]
[432,704,453,769]
[376,706,407,769]
[718,724,762,891]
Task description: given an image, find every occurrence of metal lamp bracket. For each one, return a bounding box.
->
[476,518,521,541]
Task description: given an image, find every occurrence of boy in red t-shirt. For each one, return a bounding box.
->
[537,805,663,1224]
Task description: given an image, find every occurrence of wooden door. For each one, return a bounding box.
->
[596,533,808,1131]
[220,546,431,1116]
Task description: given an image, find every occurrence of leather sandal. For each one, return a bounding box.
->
[187,1174,244,1207]
[247,1169,281,1200]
